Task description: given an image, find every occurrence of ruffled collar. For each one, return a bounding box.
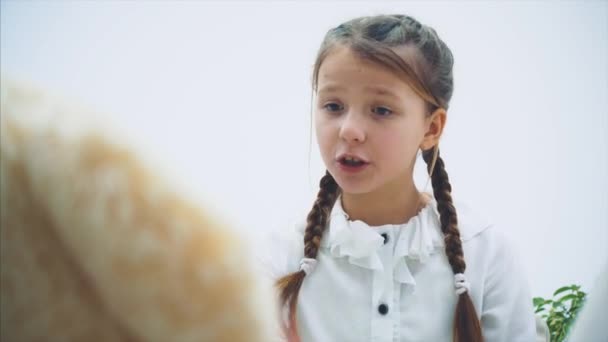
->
[313,195,491,290]
[317,196,443,288]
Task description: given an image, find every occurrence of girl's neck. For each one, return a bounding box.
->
[341,181,427,227]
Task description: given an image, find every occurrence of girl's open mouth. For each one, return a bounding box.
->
[338,157,369,173]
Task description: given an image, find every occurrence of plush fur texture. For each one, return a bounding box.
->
[0,79,276,341]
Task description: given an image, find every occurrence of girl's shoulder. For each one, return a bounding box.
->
[452,200,515,254]
[451,200,494,242]
[255,215,306,280]
[453,200,525,273]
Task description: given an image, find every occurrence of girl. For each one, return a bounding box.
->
[265,14,537,342]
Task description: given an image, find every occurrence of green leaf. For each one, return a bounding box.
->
[553,285,572,297]
[558,294,577,304]
[533,297,545,306]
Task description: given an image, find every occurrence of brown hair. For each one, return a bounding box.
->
[276,14,482,342]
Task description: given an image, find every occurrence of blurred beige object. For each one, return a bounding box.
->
[0,78,276,341]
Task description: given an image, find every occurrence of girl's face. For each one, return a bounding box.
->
[315,46,435,196]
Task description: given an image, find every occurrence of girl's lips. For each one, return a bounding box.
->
[336,153,369,163]
[336,160,369,174]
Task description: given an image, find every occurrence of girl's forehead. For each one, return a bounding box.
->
[317,46,418,99]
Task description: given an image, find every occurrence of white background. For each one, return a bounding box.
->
[2,0,606,299]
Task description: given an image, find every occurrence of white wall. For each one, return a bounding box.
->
[2,0,606,299]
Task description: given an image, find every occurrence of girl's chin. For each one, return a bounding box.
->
[332,178,374,195]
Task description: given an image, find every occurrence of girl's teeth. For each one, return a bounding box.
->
[343,159,364,166]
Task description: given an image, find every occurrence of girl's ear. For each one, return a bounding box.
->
[420,108,447,151]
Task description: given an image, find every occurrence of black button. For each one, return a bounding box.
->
[381,233,389,244]
[378,303,389,315]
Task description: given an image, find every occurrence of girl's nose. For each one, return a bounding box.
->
[338,111,366,144]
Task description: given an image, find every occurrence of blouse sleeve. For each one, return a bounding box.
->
[253,221,305,342]
[254,221,305,282]
[480,229,537,342]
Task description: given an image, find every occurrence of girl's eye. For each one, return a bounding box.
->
[373,106,393,116]
[323,103,344,112]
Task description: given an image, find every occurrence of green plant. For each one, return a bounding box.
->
[533,284,587,342]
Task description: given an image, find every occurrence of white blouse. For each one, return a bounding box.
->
[259,197,537,342]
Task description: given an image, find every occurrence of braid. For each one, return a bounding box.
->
[303,171,339,258]
[422,147,483,342]
[422,148,465,273]
[275,171,339,341]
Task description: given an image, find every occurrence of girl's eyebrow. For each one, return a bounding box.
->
[318,84,401,101]
[317,84,345,94]
[364,85,401,100]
